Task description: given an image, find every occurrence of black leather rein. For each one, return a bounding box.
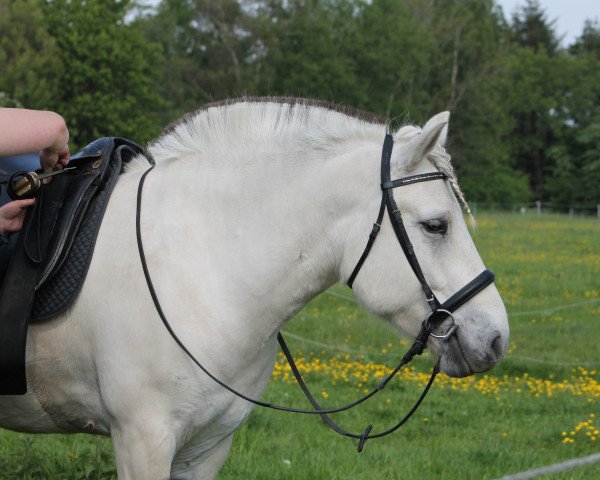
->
[135,132,495,452]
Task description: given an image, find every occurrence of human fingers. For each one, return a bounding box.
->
[4,199,35,217]
[13,198,35,210]
[57,145,70,166]
[0,200,34,233]
[40,148,59,172]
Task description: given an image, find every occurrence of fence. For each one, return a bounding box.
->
[470,201,600,218]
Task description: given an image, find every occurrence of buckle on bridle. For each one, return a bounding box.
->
[424,309,458,340]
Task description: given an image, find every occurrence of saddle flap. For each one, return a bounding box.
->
[35,138,118,286]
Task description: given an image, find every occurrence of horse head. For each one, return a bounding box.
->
[346,112,509,378]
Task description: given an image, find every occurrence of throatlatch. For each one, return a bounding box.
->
[137,132,496,452]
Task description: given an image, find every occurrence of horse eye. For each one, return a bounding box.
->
[421,219,448,235]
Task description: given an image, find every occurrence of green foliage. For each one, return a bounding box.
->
[261,0,367,106]
[416,0,531,203]
[41,0,164,148]
[136,0,204,122]
[546,111,600,206]
[0,0,61,108]
[510,0,560,54]
[570,20,600,58]
[348,0,429,117]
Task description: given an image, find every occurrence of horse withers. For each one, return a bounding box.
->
[0,99,509,479]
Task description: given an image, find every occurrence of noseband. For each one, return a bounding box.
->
[136,132,495,453]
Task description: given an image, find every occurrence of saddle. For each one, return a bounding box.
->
[0,137,147,395]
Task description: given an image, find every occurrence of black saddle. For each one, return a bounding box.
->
[0,137,147,395]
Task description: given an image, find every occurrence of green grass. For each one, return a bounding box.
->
[0,212,598,479]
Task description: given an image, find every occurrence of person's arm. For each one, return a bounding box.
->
[0,108,70,171]
[0,108,71,235]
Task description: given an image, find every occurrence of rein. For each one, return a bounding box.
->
[136,132,495,452]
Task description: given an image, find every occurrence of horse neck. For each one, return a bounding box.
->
[144,131,382,342]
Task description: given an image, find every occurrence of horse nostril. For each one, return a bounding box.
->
[490,335,505,362]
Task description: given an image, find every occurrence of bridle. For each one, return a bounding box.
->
[347,132,495,339]
[136,132,496,452]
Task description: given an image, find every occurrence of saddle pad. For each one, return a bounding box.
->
[30,141,144,321]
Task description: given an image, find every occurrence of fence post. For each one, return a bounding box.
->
[536,200,542,216]
[597,204,600,219]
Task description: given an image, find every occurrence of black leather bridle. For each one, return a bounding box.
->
[347,132,496,339]
[136,132,496,452]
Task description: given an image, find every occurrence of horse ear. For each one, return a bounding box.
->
[393,114,449,171]
[423,111,449,147]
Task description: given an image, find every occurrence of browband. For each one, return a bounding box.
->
[381,172,447,190]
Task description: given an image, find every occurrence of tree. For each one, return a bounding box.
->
[545,23,600,207]
[510,0,560,55]
[348,0,429,118]
[41,0,165,147]
[503,1,564,201]
[137,0,205,122]
[138,0,281,124]
[569,20,600,58]
[261,0,366,106]
[0,0,61,108]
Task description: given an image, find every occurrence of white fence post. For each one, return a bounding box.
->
[597,204,600,219]
[536,200,542,216]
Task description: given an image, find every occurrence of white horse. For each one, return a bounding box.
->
[0,99,508,479]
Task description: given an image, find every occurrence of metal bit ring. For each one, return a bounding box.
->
[425,309,458,340]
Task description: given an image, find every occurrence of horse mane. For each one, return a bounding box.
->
[127,97,471,218]
[163,97,387,136]
[134,97,385,166]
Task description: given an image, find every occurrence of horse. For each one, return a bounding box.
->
[0,98,509,479]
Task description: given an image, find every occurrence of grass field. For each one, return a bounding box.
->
[0,212,598,479]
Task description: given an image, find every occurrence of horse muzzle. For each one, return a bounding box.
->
[432,308,509,378]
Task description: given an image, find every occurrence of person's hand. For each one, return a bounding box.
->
[40,144,70,173]
[0,199,35,234]
[40,144,70,183]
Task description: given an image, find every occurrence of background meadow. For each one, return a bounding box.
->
[0,211,598,479]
